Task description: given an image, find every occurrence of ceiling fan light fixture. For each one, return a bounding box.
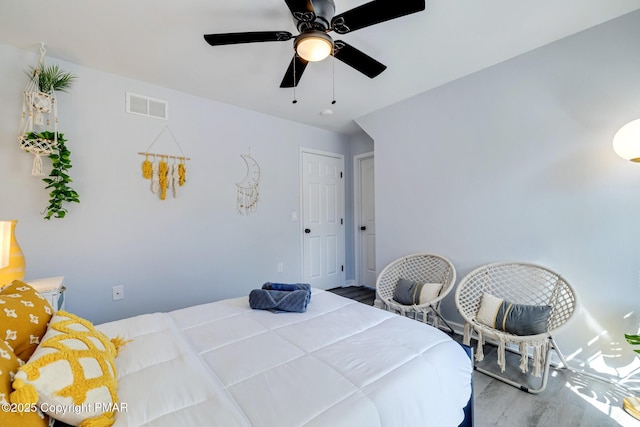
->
[295,31,333,62]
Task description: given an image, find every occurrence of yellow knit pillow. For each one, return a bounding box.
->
[10,311,122,427]
[0,339,48,427]
[0,280,53,362]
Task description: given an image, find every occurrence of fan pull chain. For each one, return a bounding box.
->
[331,52,336,105]
[292,54,298,104]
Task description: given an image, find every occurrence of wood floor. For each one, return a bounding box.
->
[327,286,639,427]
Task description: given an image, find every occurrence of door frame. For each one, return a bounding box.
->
[299,147,346,287]
[353,151,374,288]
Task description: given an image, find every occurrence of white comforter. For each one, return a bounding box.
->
[97,289,471,427]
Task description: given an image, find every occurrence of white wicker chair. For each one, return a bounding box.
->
[454,262,577,393]
[376,253,457,332]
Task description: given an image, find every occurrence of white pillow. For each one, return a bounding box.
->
[419,282,443,303]
[476,292,504,327]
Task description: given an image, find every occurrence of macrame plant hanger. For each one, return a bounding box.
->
[236,147,260,215]
[18,43,59,176]
[138,126,190,200]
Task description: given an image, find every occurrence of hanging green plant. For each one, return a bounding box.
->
[38,131,80,219]
[27,63,76,93]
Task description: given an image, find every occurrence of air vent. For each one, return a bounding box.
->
[126,92,168,120]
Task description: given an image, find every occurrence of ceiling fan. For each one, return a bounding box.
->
[203,0,426,88]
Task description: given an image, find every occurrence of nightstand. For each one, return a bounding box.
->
[26,276,66,311]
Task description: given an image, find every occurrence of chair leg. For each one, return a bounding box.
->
[474,340,553,394]
[549,336,569,369]
[429,304,455,334]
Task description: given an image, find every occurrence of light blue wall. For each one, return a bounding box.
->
[357,11,640,386]
[0,43,354,324]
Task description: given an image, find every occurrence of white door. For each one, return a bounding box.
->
[356,154,376,287]
[301,150,345,290]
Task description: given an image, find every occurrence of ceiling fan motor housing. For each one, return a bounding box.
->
[295,0,336,32]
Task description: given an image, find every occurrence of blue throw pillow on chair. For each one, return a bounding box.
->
[476,293,551,335]
[393,278,424,305]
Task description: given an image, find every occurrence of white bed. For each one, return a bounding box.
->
[96,288,472,427]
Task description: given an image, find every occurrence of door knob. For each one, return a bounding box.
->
[360,226,366,231]
[304,228,311,234]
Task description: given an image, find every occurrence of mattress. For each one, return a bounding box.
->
[96,289,472,427]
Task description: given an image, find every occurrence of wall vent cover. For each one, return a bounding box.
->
[126,92,168,120]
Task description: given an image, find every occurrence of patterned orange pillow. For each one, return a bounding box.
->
[0,340,48,426]
[0,281,53,362]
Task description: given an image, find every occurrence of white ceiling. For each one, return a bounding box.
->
[1,0,639,134]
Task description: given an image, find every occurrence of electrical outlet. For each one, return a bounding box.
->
[277,262,284,273]
[112,285,124,301]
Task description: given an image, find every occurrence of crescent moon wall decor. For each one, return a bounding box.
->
[236,150,260,215]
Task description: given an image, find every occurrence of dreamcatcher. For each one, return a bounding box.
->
[18,44,59,176]
[236,149,260,215]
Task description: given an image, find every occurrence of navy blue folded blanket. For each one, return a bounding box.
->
[249,289,310,313]
[262,282,311,305]
[262,282,311,293]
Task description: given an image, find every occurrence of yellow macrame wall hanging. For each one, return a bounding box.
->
[138,126,189,200]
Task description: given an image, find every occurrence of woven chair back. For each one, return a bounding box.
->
[455,262,576,333]
[376,253,456,306]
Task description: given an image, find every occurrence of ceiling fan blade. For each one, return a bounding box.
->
[331,0,425,34]
[284,0,316,22]
[204,31,293,46]
[280,55,309,88]
[333,41,386,78]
